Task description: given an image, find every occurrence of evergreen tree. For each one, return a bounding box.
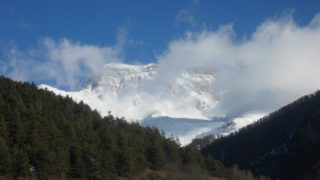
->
[0,76,227,179]
[115,132,134,176]
[164,137,180,162]
[13,149,29,177]
[0,137,12,175]
[148,139,165,170]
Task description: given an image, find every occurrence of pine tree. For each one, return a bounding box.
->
[148,139,165,170]
[164,138,180,162]
[0,77,228,179]
[13,149,29,177]
[0,137,12,175]
[68,145,85,178]
[115,132,134,176]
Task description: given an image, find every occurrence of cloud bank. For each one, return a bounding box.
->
[2,12,320,118]
[2,38,121,90]
[155,12,320,118]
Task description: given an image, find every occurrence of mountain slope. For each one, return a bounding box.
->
[0,76,227,179]
[39,63,261,145]
[202,90,320,179]
[40,63,218,120]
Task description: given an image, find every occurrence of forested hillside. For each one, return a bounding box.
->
[0,76,226,179]
[202,91,320,180]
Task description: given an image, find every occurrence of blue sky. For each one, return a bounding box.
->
[2,0,320,117]
[1,0,319,63]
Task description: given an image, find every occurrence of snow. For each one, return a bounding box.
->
[39,63,217,121]
[142,117,225,145]
[233,113,266,130]
[142,113,265,146]
[39,63,264,145]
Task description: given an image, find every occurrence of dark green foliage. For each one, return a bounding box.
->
[163,137,181,162]
[146,130,166,170]
[0,76,226,179]
[181,145,204,166]
[13,148,29,176]
[0,137,12,175]
[205,155,227,177]
[202,90,320,179]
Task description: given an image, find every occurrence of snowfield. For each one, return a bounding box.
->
[39,63,264,145]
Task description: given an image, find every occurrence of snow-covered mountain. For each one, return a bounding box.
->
[39,63,263,145]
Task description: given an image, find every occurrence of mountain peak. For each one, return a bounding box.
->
[40,63,216,119]
[39,62,260,145]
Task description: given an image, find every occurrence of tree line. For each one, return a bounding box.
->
[202,90,320,179]
[0,76,227,179]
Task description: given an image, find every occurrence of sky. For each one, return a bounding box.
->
[1,0,319,64]
[1,0,320,118]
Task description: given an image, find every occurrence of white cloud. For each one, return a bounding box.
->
[3,12,320,120]
[156,12,320,118]
[1,23,137,90]
[3,37,122,89]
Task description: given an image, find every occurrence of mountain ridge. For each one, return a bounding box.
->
[0,76,228,179]
[39,63,261,145]
[202,90,320,179]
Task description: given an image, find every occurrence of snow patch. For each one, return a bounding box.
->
[39,63,263,145]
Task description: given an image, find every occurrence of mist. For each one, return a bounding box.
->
[155,13,320,118]
[2,12,320,119]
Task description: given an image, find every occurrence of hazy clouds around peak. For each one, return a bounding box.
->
[2,12,320,118]
[155,12,320,118]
